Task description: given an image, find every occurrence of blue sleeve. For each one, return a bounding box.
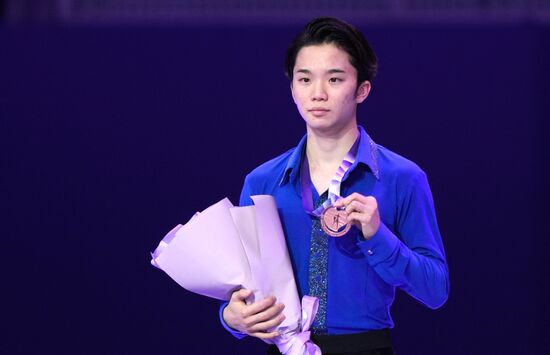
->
[357,170,450,309]
[218,302,247,339]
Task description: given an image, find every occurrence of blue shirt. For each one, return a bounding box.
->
[221,126,449,335]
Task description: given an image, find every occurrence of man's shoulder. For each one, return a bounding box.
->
[245,147,296,184]
[377,144,426,181]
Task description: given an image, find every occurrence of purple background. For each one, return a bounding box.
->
[2,22,549,354]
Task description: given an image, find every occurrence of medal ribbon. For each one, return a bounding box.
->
[300,135,360,217]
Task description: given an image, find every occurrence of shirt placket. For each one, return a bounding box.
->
[308,191,329,334]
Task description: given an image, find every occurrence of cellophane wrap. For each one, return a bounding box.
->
[151,195,321,355]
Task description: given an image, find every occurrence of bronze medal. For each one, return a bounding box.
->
[320,206,350,237]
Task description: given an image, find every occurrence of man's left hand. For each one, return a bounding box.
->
[333,192,380,240]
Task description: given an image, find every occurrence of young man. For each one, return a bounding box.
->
[221,17,449,354]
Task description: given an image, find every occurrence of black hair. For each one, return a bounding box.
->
[284,17,378,85]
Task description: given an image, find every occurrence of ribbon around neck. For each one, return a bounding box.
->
[275,295,322,355]
[300,135,360,217]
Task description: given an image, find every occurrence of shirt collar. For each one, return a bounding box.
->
[279,125,380,186]
[279,133,308,186]
[354,126,380,180]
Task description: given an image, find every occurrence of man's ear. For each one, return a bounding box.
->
[355,81,371,104]
[290,81,297,104]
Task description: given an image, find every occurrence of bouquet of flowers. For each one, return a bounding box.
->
[151,195,321,355]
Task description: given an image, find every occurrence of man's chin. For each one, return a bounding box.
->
[305,119,354,135]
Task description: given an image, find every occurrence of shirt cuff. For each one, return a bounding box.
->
[219,301,247,339]
[357,222,400,266]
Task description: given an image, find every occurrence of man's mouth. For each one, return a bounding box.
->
[308,108,330,116]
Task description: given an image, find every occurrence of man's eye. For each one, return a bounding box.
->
[329,77,342,83]
[298,78,310,83]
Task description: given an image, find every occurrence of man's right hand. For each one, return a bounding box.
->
[222,288,286,340]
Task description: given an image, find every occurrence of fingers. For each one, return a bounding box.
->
[231,288,253,303]
[237,301,283,338]
[229,288,252,303]
[347,211,372,226]
[239,288,252,298]
[333,193,377,219]
[250,330,281,340]
[345,198,377,216]
[246,305,286,333]
[334,192,375,208]
[241,295,277,317]
[225,290,286,339]
[343,200,366,215]
[333,193,380,239]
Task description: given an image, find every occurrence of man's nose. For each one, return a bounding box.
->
[311,81,328,101]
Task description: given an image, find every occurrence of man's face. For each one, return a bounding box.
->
[291,43,370,135]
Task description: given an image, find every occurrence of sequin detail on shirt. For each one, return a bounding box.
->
[308,192,328,334]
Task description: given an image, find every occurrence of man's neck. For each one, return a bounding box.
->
[305,124,359,169]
